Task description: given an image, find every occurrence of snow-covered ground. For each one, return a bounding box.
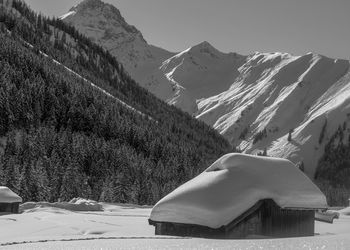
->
[1,201,349,249]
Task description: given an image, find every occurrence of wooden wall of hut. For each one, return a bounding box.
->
[226,199,315,238]
[151,199,315,239]
[261,200,315,237]
[0,202,20,214]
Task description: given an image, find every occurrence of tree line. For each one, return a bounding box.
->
[315,122,350,206]
[0,3,231,204]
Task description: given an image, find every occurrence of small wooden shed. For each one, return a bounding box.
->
[0,186,22,214]
[149,153,327,239]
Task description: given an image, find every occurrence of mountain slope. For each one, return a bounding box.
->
[0,0,231,204]
[159,41,246,113]
[61,0,248,113]
[197,52,350,176]
[61,0,350,178]
[62,0,176,100]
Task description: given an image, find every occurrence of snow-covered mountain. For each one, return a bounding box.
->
[61,0,175,100]
[196,52,350,176]
[61,0,247,113]
[61,0,350,177]
[162,50,350,177]
[159,42,246,113]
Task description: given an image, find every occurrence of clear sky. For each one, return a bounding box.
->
[24,0,350,59]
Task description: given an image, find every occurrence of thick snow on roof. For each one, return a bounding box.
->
[150,153,327,229]
[0,186,22,203]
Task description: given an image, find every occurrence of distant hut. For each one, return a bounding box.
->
[149,153,327,239]
[0,186,22,214]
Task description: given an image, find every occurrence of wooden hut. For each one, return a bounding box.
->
[0,186,22,214]
[149,153,327,239]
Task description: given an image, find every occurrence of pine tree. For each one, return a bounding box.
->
[59,156,83,201]
[32,158,50,201]
[288,129,293,142]
[319,119,328,144]
[18,162,37,201]
[263,148,267,156]
[2,156,20,193]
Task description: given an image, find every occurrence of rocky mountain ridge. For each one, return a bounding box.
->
[61,0,350,177]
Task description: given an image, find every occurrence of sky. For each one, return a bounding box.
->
[23,0,350,59]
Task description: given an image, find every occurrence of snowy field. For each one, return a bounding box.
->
[0,201,349,250]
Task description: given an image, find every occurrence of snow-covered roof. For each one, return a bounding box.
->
[0,186,22,203]
[150,153,327,229]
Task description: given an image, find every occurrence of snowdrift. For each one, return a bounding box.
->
[338,207,350,216]
[0,186,22,203]
[20,198,103,212]
[150,153,327,228]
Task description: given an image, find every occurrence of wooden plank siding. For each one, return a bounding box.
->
[150,199,316,239]
[261,200,314,237]
[152,221,226,239]
[0,202,20,214]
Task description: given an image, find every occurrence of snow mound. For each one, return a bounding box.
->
[0,186,22,203]
[338,207,350,216]
[20,198,103,212]
[150,153,327,228]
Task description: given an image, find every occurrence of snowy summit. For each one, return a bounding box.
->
[61,0,174,98]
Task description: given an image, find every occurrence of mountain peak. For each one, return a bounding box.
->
[61,0,173,86]
[189,41,243,59]
[67,0,126,24]
[188,41,221,58]
[70,0,104,12]
[62,0,140,36]
[191,41,216,51]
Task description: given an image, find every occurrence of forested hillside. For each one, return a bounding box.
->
[315,123,350,206]
[0,2,231,204]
